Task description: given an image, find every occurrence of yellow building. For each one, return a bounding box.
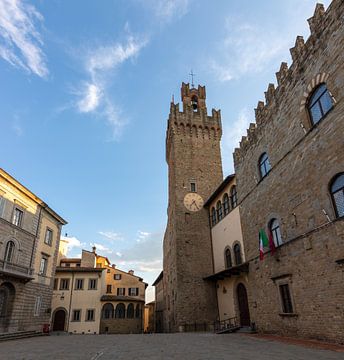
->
[204,175,250,332]
[0,168,67,334]
[51,246,147,334]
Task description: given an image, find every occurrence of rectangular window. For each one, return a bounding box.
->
[88,279,97,290]
[44,228,53,245]
[72,310,81,322]
[86,309,95,321]
[106,285,112,294]
[12,208,23,227]
[39,256,48,276]
[128,288,139,296]
[279,284,294,313]
[76,263,81,267]
[65,263,71,267]
[0,196,5,218]
[53,278,59,290]
[190,182,196,192]
[114,274,121,280]
[34,296,41,317]
[117,288,125,296]
[75,279,84,290]
[60,278,70,290]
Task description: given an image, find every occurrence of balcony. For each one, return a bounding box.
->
[0,259,34,282]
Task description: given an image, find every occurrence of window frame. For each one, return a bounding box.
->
[307,83,333,126]
[44,228,53,246]
[75,278,84,290]
[39,256,48,276]
[269,218,283,247]
[4,240,15,263]
[223,193,230,216]
[216,200,223,221]
[224,247,232,269]
[114,273,121,280]
[59,278,70,290]
[12,207,24,227]
[210,207,217,226]
[128,287,139,296]
[230,186,238,208]
[106,285,112,294]
[258,153,271,179]
[117,287,125,296]
[85,309,95,322]
[279,283,294,314]
[330,173,344,219]
[233,243,242,266]
[72,309,81,322]
[88,278,97,290]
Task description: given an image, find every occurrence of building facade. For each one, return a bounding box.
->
[0,168,67,333]
[51,247,147,334]
[163,83,223,332]
[233,0,344,343]
[204,175,250,330]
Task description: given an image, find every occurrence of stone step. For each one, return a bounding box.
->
[0,330,45,342]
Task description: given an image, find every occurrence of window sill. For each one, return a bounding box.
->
[279,313,298,317]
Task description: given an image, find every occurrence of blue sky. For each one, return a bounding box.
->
[0,0,330,300]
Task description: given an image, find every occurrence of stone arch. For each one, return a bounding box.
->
[1,237,20,264]
[52,307,67,332]
[102,303,114,319]
[224,246,232,269]
[115,303,126,318]
[127,303,134,318]
[232,241,243,265]
[135,304,141,318]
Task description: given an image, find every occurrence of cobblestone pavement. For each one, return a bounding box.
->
[1,333,344,360]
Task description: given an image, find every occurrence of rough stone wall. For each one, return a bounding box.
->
[100,318,142,334]
[163,84,223,332]
[233,0,344,343]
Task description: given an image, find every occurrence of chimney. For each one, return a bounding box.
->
[128,270,134,275]
[92,246,96,253]
[112,264,116,269]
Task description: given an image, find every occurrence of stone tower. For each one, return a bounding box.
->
[163,82,223,332]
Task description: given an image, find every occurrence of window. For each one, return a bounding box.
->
[279,284,294,313]
[88,279,97,290]
[102,303,113,319]
[308,83,333,125]
[190,182,196,192]
[127,303,134,318]
[234,244,242,266]
[12,208,23,227]
[0,196,6,217]
[4,241,15,263]
[129,288,139,296]
[106,285,112,294]
[72,309,81,322]
[270,218,282,246]
[117,288,125,296]
[230,186,238,208]
[34,296,41,317]
[65,263,71,267]
[86,309,95,321]
[75,279,84,290]
[115,303,125,318]
[114,274,121,280]
[216,201,223,221]
[39,256,48,276]
[223,193,230,216]
[259,153,271,179]
[60,278,70,290]
[135,304,141,318]
[330,173,344,218]
[211,207,216,226]
[53,278,59,290]
[225,248,232,268]
[76,263,81,267]
[44,228,53,245]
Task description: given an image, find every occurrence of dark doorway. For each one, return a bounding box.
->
[237,283,250,327]
[0,282,15,332]
[53,309,66,331]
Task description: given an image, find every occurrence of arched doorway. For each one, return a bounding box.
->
[0,282,15,332]
[237,283,250,327]
[53,309,66,331]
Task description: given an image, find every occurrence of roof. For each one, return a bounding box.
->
[60,258,80,263]
[204,174,235,207]
[203,262,249,281]
[100,295,145,302]
[0,168,67,225]
[152,271,163,286]
[55,267,104,273]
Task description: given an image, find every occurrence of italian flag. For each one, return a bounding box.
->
[259,229,269,260]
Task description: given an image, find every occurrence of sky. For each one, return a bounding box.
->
[0,0,331,302]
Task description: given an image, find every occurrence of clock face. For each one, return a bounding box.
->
[183,193,204,212]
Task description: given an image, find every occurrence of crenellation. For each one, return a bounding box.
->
[289,36,306,64]
[307,3,326,36]
[264,83,275,106]
[275,62,289,86]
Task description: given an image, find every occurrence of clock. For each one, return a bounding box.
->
[183,193,204,212]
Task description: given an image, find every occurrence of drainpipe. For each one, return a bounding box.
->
[29,206,43,270]
[66,272,74,332]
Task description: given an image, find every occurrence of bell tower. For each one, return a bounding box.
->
[163,82,223,332]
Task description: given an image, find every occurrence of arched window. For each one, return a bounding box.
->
[211,207,216,226]
[330,173,344,218]
[135,304,141,318]
[230,186,238,208]
[102,303,114,319]
[223,193,230,216]
[225,248,232,268]
[259,153,271,179]
[4,241,15,263]
[191,96,198,111]
[216,201,223,221]
[115,303,125,318]
[127,303,134,318]
[308,83,333,125]
[234,244,242,265]
[269,218,282,246]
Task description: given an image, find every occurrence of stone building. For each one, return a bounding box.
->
[51,246,147,334]
[233,0,344,343]
[0,168,67,333]
[152,271,164,332]
[162,83,223,332]
[204,175,249,331]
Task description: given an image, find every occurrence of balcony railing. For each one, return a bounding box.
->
[0,259,34,281]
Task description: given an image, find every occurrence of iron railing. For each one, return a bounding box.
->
[214,317,239,333]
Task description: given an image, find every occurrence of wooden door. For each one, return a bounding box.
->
[237,283,250,327]
[53,309,66,331]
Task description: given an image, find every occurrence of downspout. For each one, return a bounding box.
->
[66,272,75,332]
[29,206,43,270]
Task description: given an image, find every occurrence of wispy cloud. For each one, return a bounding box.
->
[152,0,190,23]
[98,230,123,242]
[0,0,48,77]
[75,34,147,139]
[90,242,113,254]
[60,235,85,253]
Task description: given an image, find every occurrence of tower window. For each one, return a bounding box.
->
[223,193,230,215]
[224,248,232,268]
[211,207,216,226]
[259,153,271,179]
[308,83,333,125]
[191,96,198,111]
[216,201,223,221]
[190,182,196,192]
[230,186,238,208]
[269,218,282,246]
[234,244,242,265]
[279,284,294,314]
[330,173,344,218]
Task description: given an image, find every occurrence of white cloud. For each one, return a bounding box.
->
[75,34,147,139]
[222,108,252,173]
[60,235,84,253]
[153,0,190,23]
[98,230,123,242]
[90,242,113,254]
[0,0,48,77]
